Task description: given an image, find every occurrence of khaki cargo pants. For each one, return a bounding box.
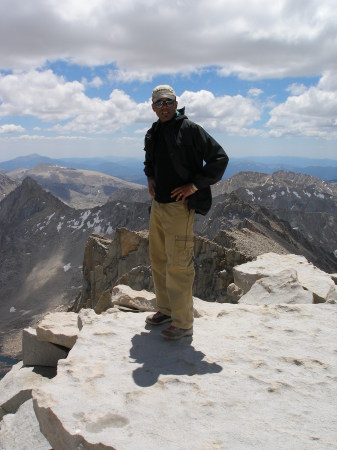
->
[149,200,195,329]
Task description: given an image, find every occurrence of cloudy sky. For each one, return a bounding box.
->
[0,0,337,162]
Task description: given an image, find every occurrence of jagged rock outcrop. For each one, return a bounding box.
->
[73,228,232,312]
[1,273,337,449]
[73,229,151,311]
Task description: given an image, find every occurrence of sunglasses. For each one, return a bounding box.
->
[153,99,175,109]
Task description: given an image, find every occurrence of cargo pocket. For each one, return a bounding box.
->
[174,235,194,268]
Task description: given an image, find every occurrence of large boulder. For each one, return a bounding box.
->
[233,253,337,304]
[239,269,314,305]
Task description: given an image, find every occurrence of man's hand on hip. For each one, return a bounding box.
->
[171,183,198,202]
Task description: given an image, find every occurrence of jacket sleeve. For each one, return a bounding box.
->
[191,125,229,190]
[143,126,155,178]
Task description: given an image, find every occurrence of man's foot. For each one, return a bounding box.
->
[160,325,193,340]
[145,311,172,326]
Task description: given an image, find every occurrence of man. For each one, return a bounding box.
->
[144,85,229,340]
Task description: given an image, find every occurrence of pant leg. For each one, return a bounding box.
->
[149,200,171,316]
[149,200,195,329]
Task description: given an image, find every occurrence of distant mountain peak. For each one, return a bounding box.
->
[0,176,71,228]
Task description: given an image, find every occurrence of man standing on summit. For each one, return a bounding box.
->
[144,85,229,340]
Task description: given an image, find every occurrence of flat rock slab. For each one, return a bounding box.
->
[0,399,51,450]
[33,305,337,450]
[36,311,79,348]
[0,362,47,415]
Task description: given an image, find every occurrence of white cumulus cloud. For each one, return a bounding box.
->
[268,74,337,138]
[0,0,337,79]
[0,124,25,134]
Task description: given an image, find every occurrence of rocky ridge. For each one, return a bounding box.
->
[1,254,336,449]
[212,171,337,257]
[0,172,18,200]
[196,191,337,273]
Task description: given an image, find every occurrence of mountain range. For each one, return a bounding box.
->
[6,164,146,209]
[1,153,337,183]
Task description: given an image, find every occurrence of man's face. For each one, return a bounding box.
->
[152,98,178,122]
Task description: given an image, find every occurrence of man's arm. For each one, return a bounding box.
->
[147,176,156,198]
[192,127,229,190]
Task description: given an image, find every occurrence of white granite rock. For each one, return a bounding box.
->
[78,308,101,330]
[0,399,51,450]
[22,327,69,367]
[233,252,337,303]
[32,304,337,450]
[0,362,48,415]
[110,284,156,311]
[36,311,79,348]
[239,269,314,304]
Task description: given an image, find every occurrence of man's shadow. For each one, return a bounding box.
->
[129,326,222,387]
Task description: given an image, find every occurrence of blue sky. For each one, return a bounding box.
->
[0,0,337,162]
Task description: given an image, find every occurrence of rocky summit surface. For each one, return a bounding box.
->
[0,252,337,449]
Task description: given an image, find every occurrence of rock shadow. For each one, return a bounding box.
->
[130,327,222,387]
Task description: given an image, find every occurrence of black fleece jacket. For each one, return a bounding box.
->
[144,108,229,215]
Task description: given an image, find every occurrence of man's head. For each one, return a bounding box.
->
[152,85,178,122]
